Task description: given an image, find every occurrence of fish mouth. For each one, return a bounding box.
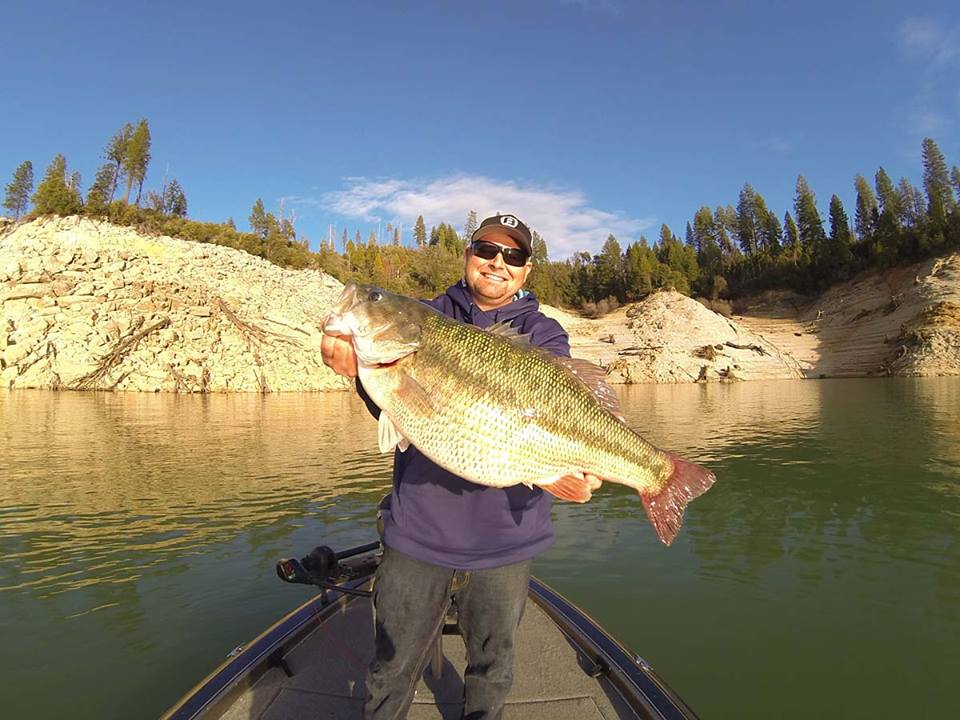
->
[322,312,352,335]
[322,284,362,334]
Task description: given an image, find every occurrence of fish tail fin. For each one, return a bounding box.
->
[640,453,716,546]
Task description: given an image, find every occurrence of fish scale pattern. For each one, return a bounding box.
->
[361,309,673,494]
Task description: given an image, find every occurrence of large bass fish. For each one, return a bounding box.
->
[323,283,716,545]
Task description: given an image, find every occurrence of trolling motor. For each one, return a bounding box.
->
[277,497,390,599]
[276,541,382,599]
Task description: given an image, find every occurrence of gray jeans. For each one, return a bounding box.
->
[363,546,532,720]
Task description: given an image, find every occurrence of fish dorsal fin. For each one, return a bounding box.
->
[485,320,532,345]
[557,357,624,421]
[378,412,410,453]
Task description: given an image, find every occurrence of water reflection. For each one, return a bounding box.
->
[1,380,959,720]
[909,377,960,481]
[616,380,821,460]
[0,391,392,598]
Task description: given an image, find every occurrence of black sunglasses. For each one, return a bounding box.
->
[470,240,529,267]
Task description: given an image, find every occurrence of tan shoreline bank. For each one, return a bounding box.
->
[1,216,958,391]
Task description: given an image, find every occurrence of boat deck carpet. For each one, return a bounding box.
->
[221,594,638,719]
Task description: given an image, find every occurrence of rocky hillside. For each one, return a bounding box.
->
[0,216,348,391]
[542,253,960,383]
[2,216,957,392]
[733,254,960,378]
[540,293,805,383]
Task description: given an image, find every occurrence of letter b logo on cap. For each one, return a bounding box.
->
[500,215,518,228]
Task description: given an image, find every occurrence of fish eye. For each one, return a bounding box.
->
[368,290,383,302]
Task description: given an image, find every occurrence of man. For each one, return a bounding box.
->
[321,213,593,720]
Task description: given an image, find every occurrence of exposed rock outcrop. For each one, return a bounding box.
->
[734,254,960,378]
[2,215,957,391]
[0,216,349,391]
[540,292,805,383]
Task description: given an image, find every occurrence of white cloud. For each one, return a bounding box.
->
[899,18,960,65]
[319,174,656,257]
[897,18,959,142]
[906,107,947,137]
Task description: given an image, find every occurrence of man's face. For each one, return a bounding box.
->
[463,232,532,311]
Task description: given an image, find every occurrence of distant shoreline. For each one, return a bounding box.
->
[2,216,958,392]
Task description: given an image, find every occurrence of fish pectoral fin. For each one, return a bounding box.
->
[378,412,410,453]
[394,374,437,419]
[539,473,594,503]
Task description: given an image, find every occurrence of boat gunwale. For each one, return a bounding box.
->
[161,550,698,720]
[159,577,368,720]
[529,577,698,720]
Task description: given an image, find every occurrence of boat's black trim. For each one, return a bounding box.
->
[160,576,371,720]
[529,578,698,720]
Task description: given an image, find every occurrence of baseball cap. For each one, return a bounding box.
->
[471,214,533,257]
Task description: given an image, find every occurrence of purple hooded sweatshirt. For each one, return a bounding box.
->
[357,281,571,570]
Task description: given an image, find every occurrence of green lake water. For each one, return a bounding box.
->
[1,379,958,719]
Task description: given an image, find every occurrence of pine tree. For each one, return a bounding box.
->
[86,164,116,212]
[413,215,427,248]
[735,183,759,255]
[463,210,478,240]
[249,198,271,238]
[393,227,400,245]
[69,172,82,206]
[853,174,878,246]
[531,230,548,265]
[624,241,655,298]
[341,228,348,249]
[758,200,782,254]
[826,194,854,278]
[368,229,377,246]
[898,178,926,229]
[3,160,33,219]
[874,168,903,264]
[162,179,187,217]
[145,189,165,213]
[793,175,826,254]
[122,119,151,205]
[439,223,463,253]
[951,166,960,198]
[692,206,714,255]
[265,224,287,264]
[875,167,902,223]
[595,234,623,301]
[713,207,737,258]
[105,123,133,202]
[690,207,723,296]
[656,224,698,291]
[783,211,800,264]
[32,155,81,215]
[921,137,955,230]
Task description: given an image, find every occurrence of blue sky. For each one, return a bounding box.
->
[3,1,959,257]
